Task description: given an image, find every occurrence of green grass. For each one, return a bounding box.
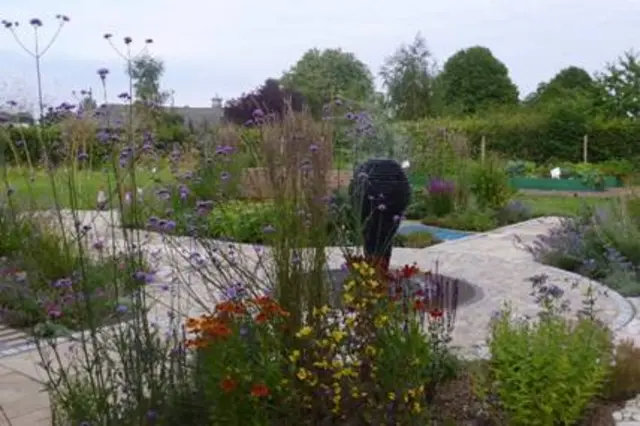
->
[514,193,614,217]
[1,166,173,209]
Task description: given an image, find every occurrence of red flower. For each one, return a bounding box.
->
[429,309,444,319]
[220,377,237,393]
[255,312,268,324]
[400,264,419,279]
[414,300,426,311]
[250,383,270,397]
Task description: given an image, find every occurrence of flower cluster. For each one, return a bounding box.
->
[185,295,290,349]
[427,178,455,195]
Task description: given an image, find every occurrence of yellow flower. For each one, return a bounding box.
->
[412,402,423,414]
[343,293,354,304]
[367,279,379,289]
[312,305,331,317]
[364,345,377,356]
[388,392,396,401]
[331,359,344,369]
[297,368,310,381]
[296,326,313,338]
[345,317,356,329]
[288,350,301,363]
[331,330,347,343]
[344,280,356,292]
[404,393,409,403]
[374,315,389,328]
[313,360,329,369]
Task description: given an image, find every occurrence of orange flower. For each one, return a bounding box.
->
[216,301,246,315]
[207,323,232,339]
[185,337,207,349]
[185,317,202,332]
[220,377,237,393]
[413,300,426,311]
[253,296,272,306]
[250,383,270,397]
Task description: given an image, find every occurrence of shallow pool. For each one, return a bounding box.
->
[398,222,473,241]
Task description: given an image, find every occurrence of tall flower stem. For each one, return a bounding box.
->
[2,15,70,122]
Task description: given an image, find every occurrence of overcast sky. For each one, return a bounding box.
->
[0,0,638,110]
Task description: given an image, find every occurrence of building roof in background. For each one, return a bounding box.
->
[96,103,223,128]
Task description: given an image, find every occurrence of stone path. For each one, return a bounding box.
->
[0,211,639,424]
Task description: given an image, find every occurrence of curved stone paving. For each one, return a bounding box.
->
[1,211,640,424]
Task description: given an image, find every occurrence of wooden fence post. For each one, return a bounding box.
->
[480,136,486,163]
[583,135,589,163]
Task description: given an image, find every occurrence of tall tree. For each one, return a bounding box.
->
[439,46,519,115]
[128,54,169,106]
[525,66,595,105]
[380,33,439,120]
[595,50,640,118]
[280,48,375,115]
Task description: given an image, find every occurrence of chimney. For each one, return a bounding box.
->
[211,95,222,109]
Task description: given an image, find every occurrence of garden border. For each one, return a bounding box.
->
[429,216,636,332]
[0,215,635,360]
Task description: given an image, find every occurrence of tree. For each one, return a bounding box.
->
[128,54,169,106]
[280,48,375,115]
[525,66,595,105]
[379,33,439,120]
[595,50,640,118]
[223,78,306,125]
[439,46,519,115]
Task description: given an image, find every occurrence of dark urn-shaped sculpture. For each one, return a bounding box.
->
[348,159,411,271]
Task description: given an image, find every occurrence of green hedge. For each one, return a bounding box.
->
[0,122,192,166]
[401,109,640,164]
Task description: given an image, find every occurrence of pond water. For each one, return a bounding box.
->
[398,222,474,241]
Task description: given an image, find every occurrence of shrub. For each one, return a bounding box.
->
[495,199,534,226]
[479,275,612,426]
[393,231,440,248]
[603,339,640,402]
[422,209,497,232]
[206,201,279,243]
[527,196,640,296]
[223,78,306,125]
[0,209,147,334]
[426,178,455,217]
[404,187,429,220]
[468,155,513,211]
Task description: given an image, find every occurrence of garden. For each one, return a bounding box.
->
[3,102,640,425]
[3,17,640,426]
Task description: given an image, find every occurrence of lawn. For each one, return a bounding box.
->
[0,166,624,221]
[1,166,173,209]
[514,192,613,217]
